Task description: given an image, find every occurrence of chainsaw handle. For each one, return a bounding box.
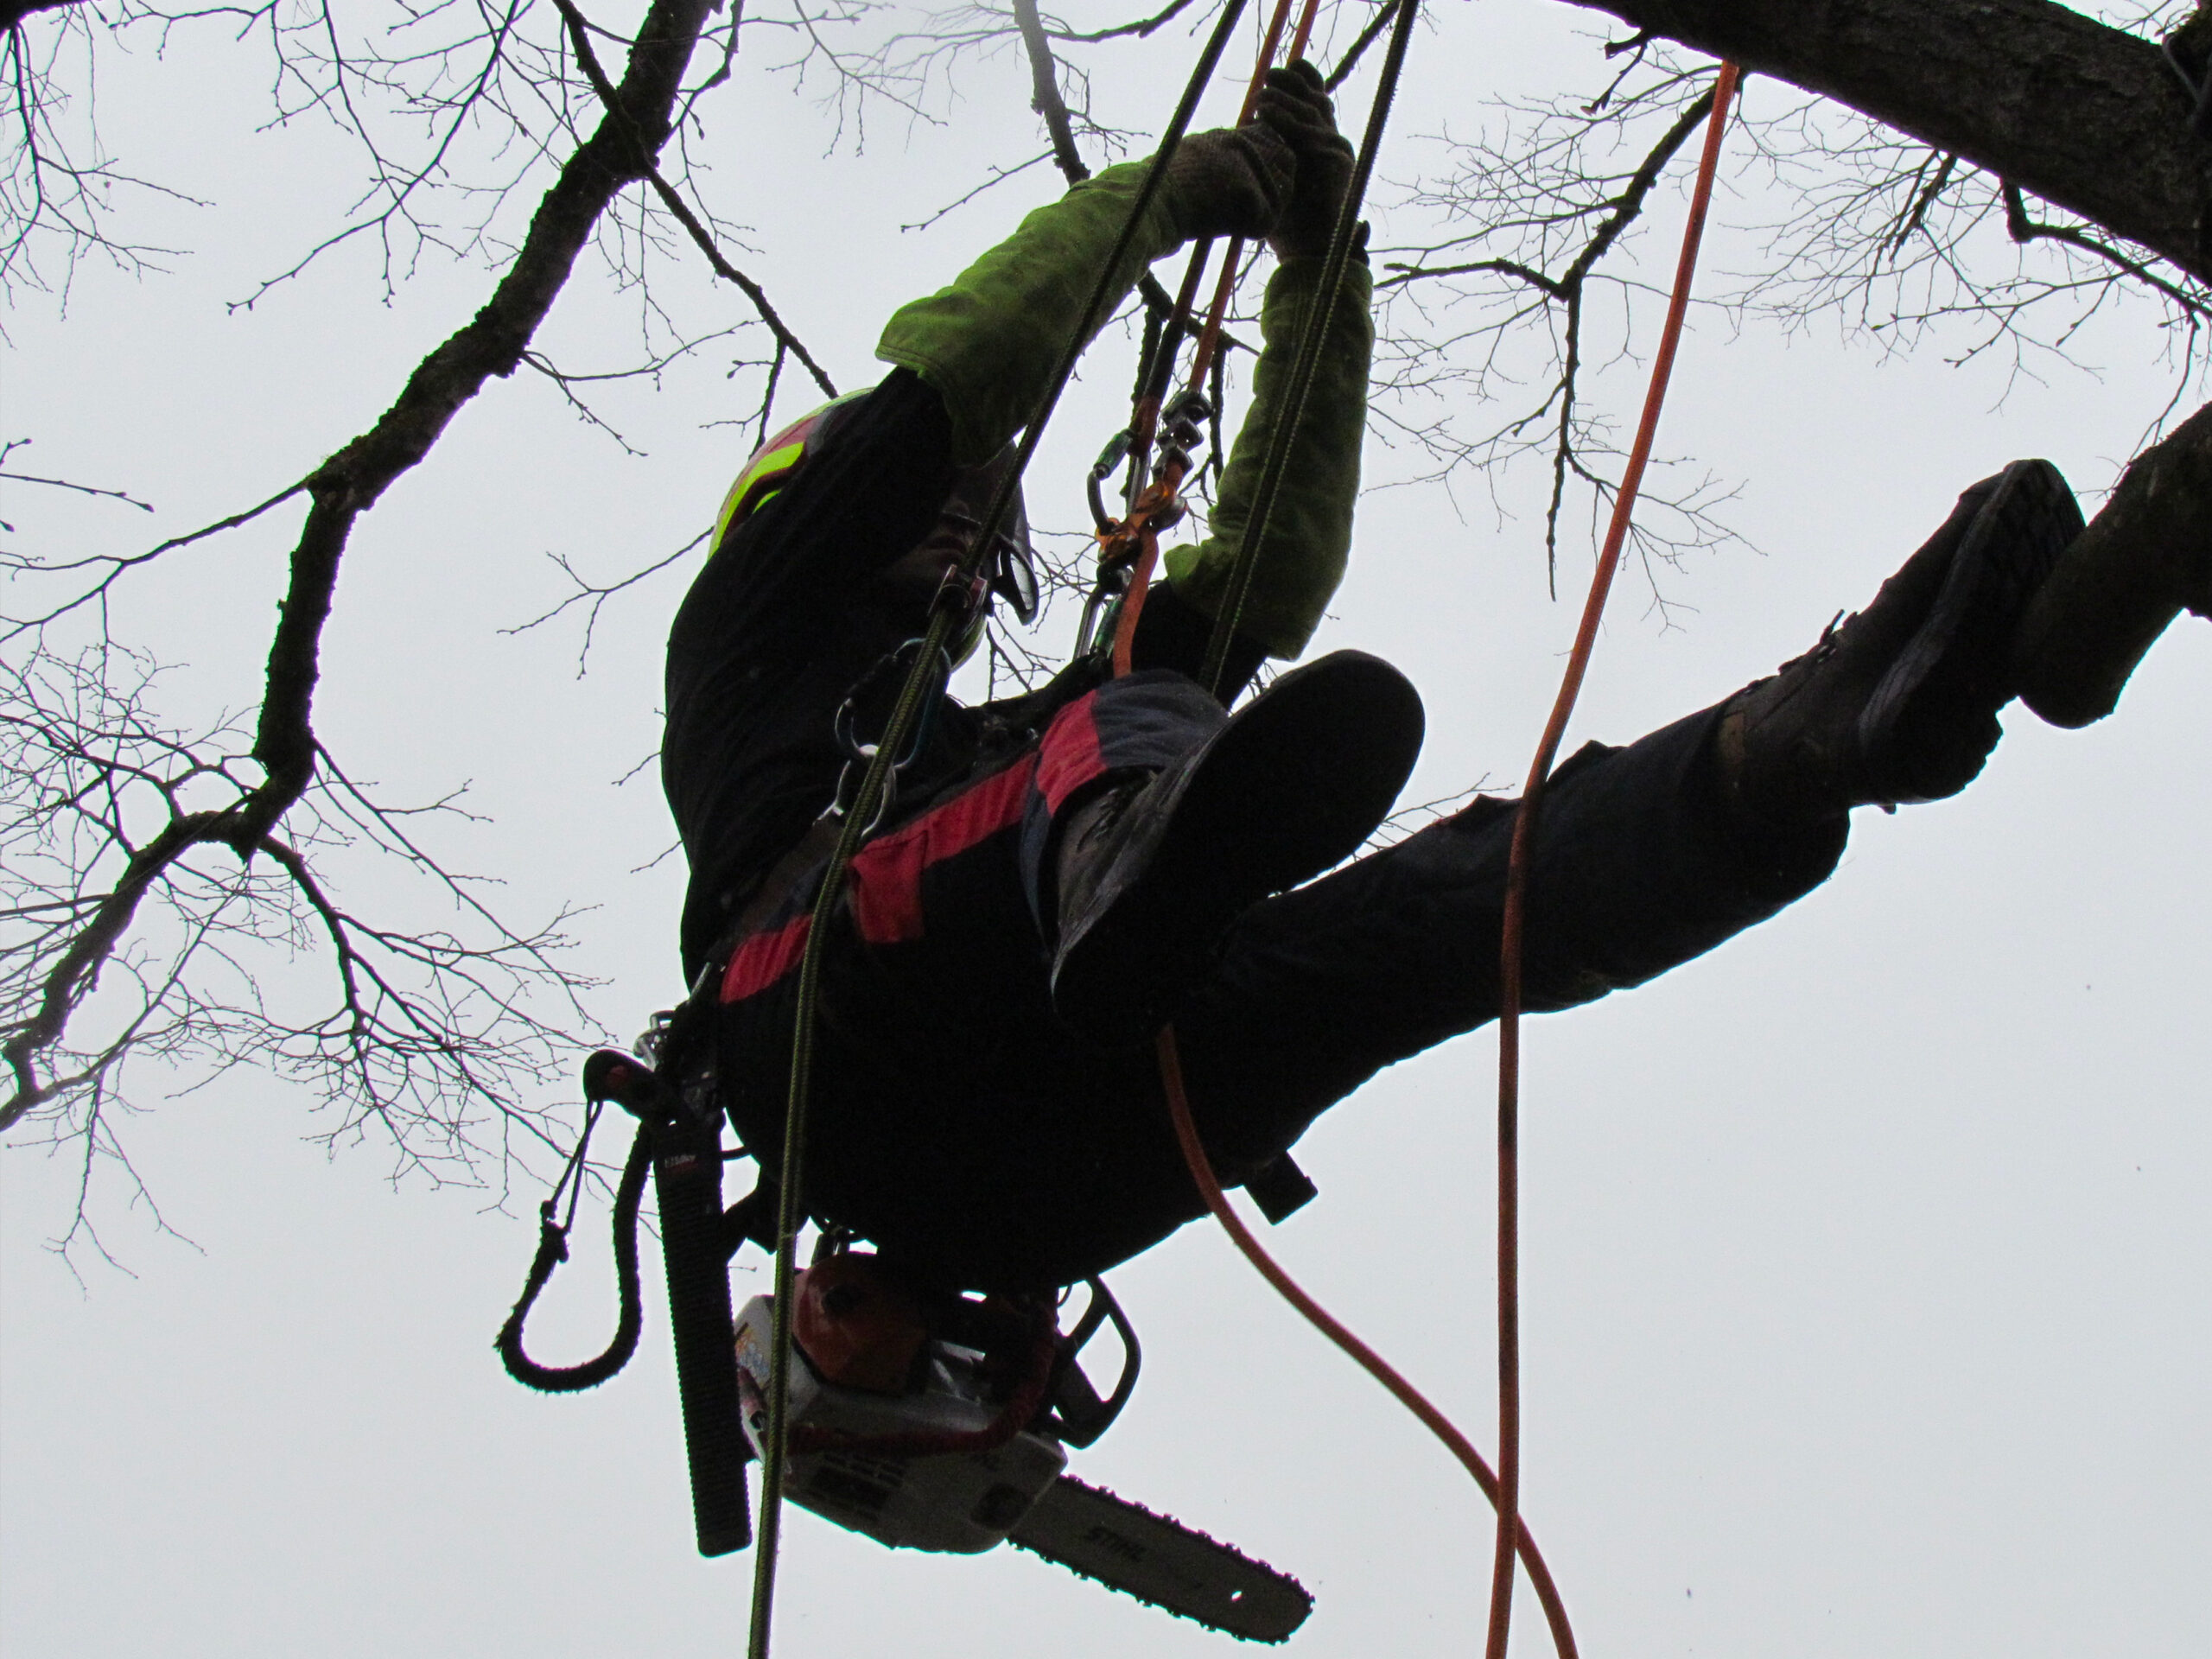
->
[1045,1276,1142,1449]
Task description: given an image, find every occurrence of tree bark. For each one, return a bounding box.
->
[0,0,78,30]
[1567,0,2212,283]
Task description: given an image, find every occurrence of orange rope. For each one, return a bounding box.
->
[1485,62,1741,1659]
[1158,1028,1580,1657]
[1109,0,1325,674]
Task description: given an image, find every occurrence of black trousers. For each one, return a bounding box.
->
[710,676,1848,1293]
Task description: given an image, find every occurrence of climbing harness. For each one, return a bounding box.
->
[1484,60,1741,1659]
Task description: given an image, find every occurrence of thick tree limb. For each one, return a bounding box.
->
[1567,0,2212,282]
[4,0,717,1129]
[0,0,75,31]
[2015,398,2212,728]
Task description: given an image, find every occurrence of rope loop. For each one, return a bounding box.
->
[496,1122,652,1394]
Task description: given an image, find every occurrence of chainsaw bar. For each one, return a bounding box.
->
[1008,1475,1313,1643]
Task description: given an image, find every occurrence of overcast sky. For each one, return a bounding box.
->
[5,3,2207,1656]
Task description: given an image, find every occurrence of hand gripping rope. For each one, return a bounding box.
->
[742,4,1257,1654]
[1082,0,1320,678]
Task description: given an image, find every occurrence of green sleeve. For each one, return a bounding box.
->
[877,162,1185,468]
[1163,257,1374,660]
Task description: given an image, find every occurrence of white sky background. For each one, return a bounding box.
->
[3,2,2208,1656]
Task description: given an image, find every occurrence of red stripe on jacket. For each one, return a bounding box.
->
[848,757,1037,945]
[721,912,814,1003]
[1034,692,1108,814]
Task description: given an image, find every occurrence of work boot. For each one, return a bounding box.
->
[1051,651,1424,1046]
[1718,459,2082,824]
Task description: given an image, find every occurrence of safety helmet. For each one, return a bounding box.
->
[713,391,1039,664]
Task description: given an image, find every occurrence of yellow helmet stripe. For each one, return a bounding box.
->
[712,437,810,550]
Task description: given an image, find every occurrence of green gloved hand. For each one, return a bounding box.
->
[1255,60,1354,259]
[1165,121,1296,243]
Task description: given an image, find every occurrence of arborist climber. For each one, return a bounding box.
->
[660,62,2088,1294]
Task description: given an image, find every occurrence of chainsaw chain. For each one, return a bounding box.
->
[1007,1479,1312,1644]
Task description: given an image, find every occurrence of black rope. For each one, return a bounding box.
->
[746,4,1255,1653]
[495,1122,652,1393]
[1199,0,1422,696]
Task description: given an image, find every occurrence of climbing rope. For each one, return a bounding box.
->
[744,5,1255,1653]
[1157,1027,1582,1658]
[1485,60,1741,1659]
[1128,4,1585,1653]
[1103,0,1319,677]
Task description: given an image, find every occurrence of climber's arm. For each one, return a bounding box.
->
[1158,254,1373,663]
[876,130,1292,469]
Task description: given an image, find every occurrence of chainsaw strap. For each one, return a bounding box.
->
[495,1120,651,1392]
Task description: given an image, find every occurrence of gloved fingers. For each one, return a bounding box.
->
[1166,122,1295,242]
[1256,61,1338,141]
[1255,90,1344,158]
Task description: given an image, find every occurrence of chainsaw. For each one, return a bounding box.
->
[546,1043,1313,1644]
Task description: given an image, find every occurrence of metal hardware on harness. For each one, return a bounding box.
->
[830,636,953,830]
[1087,429,1135,531]
[1152,388,1212,484]
[1072,561,1129,661]
[1071,390,1211,663]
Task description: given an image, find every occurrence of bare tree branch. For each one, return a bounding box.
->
[4,0,728,1141]
[1381,78,1719,590]
[1567,0,2212,284]
[550,0,838,398]
[1047,0,1198,46]
[1325,0,1395,92]
[1014,0,1090,183]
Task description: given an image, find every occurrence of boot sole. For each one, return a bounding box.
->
[1052,651,1425,1046]
[1858,458,2082,803]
